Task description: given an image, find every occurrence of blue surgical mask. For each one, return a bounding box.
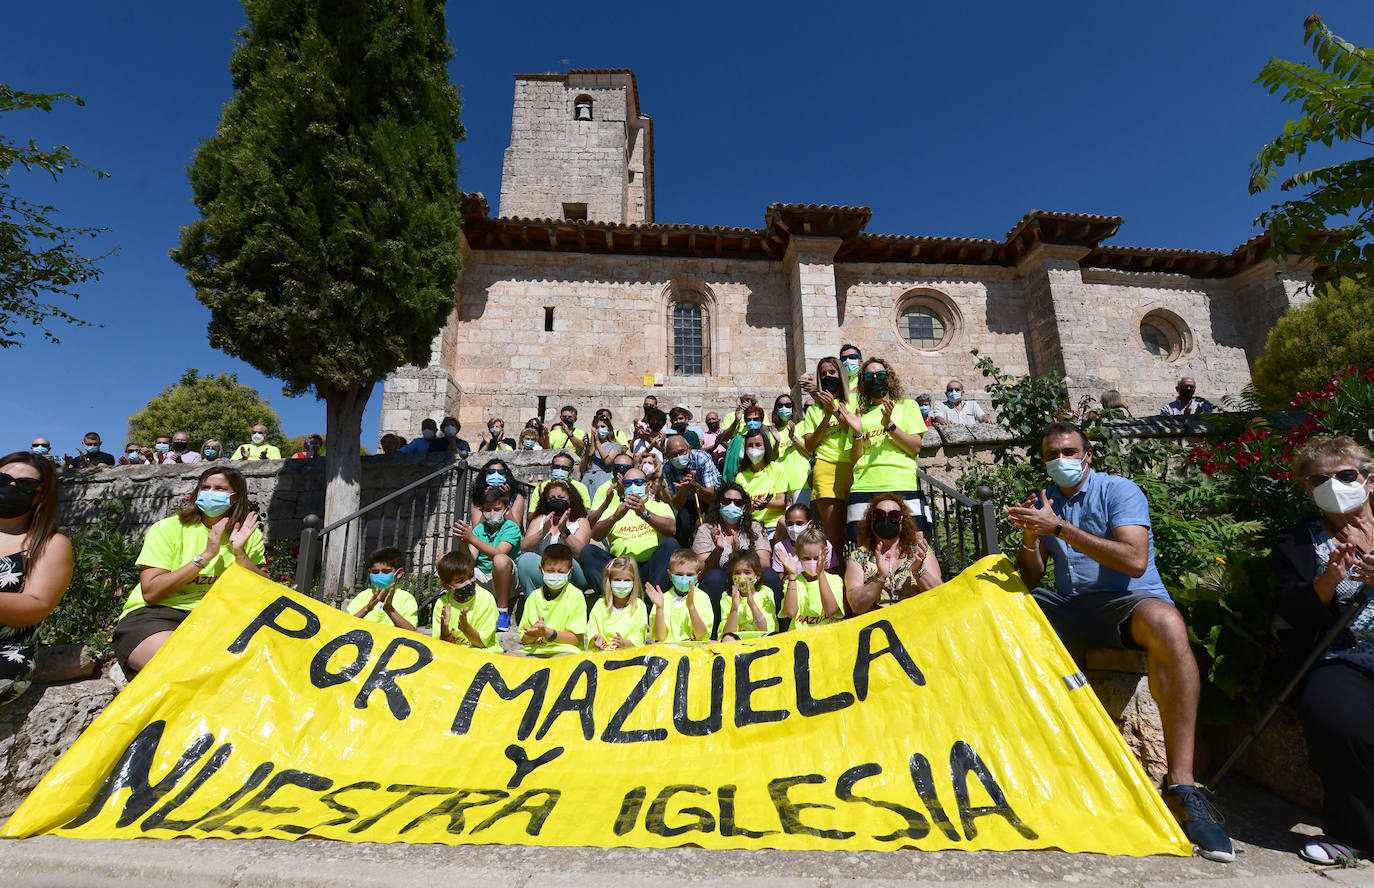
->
[155,443,171,453]
[1046,457,1086,488]
[919,405,931,417]
[542,571,570,590]
[745,420,762,432]
[550,466,570,481]
[671,574,695,594]
[196,490,233,518]
[486,471,506,487]
[624,481,646,498]
[30,445,49,455]
[670,453,690,470]
[443,425,458,436]
[369,571,396,590]
[842,357,861,375]
[777,407,793,421]
[522,439,536,449]
[719,502,745,524]
[947,391,963,403]
[85,444,100,454]
[422,428,436,440]
[204,448,219,458]
[597,427,610,440]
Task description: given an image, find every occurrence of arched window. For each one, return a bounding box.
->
[1139,309,1192,362]
[574,95,593,121]
[670,296,709,376]
[894,289,959,352]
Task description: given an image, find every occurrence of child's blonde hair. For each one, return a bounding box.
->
[668,548,701,574]
[796,526,828,556]
[602,556,643,607]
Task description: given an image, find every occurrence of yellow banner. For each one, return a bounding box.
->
[2,556,1188,854]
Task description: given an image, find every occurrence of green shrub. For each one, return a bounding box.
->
[44,496,141,657]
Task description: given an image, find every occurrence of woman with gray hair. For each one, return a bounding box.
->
[1270,435,1374,864]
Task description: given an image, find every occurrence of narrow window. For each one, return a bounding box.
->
[562,202,587,222]
[544,306,555,331]
[537,395,547,421]
[574,95,593,120]
[671,302,706,376]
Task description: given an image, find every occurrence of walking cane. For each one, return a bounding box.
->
[1209,577,1373,789]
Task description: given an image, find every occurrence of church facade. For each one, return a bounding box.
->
[380,69,1310,439]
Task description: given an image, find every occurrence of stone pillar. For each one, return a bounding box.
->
[783,236,843,386]
[379,364,462,441]
[1017,244,1099,402]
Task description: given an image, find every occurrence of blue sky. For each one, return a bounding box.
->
[2,1,1369,457]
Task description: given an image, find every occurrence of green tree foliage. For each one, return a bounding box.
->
[0,85,113,347]
[1251,279,1374,407]
[171,0,464,585]
[127,369,284,451]
[1250,16,1374,293]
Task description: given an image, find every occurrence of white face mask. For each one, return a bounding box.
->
[250,433,266,445]
[785,523,807,541]
[745,447,765,464]
[1313,476,1370,515]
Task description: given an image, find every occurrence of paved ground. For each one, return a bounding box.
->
[0,778,1367,888]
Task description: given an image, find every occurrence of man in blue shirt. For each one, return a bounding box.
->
[1008,421,1232,863]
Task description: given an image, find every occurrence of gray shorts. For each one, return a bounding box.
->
[1031,587,1173,650]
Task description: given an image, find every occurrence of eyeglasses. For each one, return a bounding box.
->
[0,473,43,495]
[862,371,888,381]
[1307,469,1362,486]
[873,509,903,521]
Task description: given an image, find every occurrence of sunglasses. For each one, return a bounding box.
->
[1307,469,1362,486]
[0,472,42,495]
[862,371,888,381]
[721,497,745,506]
[873,509,904,521]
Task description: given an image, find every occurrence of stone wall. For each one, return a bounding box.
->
[55,453,466,545]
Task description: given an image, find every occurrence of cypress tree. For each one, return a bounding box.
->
[172,0,464,587]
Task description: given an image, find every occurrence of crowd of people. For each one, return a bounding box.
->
[3,351,1367,865]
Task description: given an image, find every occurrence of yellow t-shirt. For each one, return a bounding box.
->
[520,583,589,657]
[430,585,500,653]
[790,572,846,627]
[547,427,587,451]
[606,499,675,562]
[530,478,591,513]
[231,443,283,460]
[796,402,855,465]
[736,461,788,528]
[344,586,420,629]
[586,597,650,650]
[850,399,928,493]
[120,516,266,619]
[657,587,713,644]
[721,581,778,640]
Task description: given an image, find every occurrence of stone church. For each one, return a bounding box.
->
[380,69,1310,438]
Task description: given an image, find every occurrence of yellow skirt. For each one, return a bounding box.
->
[811,458,853,501]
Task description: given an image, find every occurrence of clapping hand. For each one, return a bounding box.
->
[230,512,260,556]
[521,618,548,644]
[643,583,665,607]
[1006,491,1058,538]
[452,519,474,541]
[880,396,895,427]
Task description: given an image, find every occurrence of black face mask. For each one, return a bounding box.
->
[0,485,40,519]
[672,421,688,434]
[172,441,189,452]
[820,376,843,396]
[873,515,903,540]
[1179,389,1195,400]
[546,498,570,515]
[863,378,889,399]
[561,416,575,426]
[706,421,720,432]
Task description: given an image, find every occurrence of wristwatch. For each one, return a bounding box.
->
[547,628,557,642]
[1053,522,1064,537]
[886,422,897,433]
[191,554,206,568]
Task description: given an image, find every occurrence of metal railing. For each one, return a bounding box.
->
[918,470,999,575]
[295,458,469,605]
